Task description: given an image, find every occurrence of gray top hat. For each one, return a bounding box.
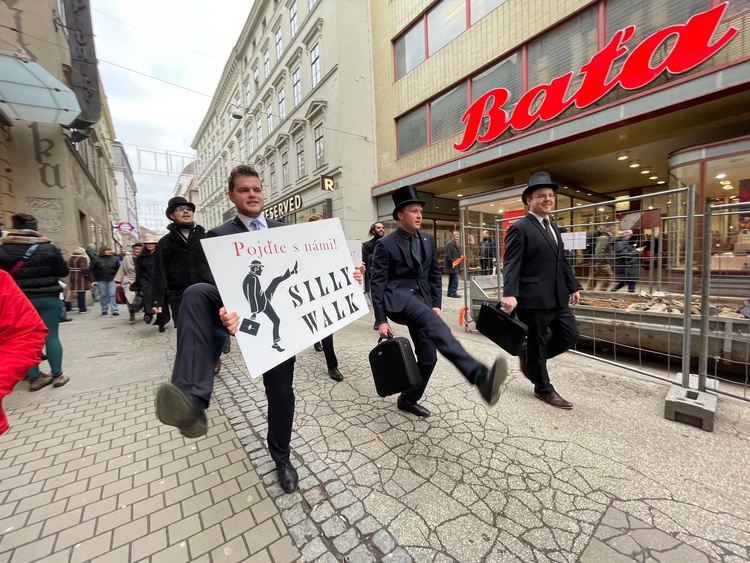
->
[391,185,426,221]
[522,171,559,204]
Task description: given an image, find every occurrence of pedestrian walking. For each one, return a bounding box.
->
[67,248,90,313]
[115,242,142,322]
[91,245,121,316]
[610,230,643,293]
[500,171,581,409]
[478,229,496,275]
[0,269,47,433]
[134,240,171,331]
[0,213,70,390]
[444,231,461,298]
[370,185,507,418]
[589,224,617,291]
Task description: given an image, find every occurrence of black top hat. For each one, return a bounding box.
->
[522,171,559,204]
[391,185,426,221]
[165,196,196,218]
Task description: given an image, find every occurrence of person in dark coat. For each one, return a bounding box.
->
[154,166,356,494]
[0,213,70,390]
[362,222,385,298]
[370,186,507,417]
[478,230,496,275]
[444,231,461,298]
[67,247,90,313]
[133,240,170,331]
[610,230,643,293]
[500,171,581,410]
[90,245,121,315]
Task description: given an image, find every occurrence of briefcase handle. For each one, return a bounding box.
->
[493,301,518,318]
[377,331,395,344]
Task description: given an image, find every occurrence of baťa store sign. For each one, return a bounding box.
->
[454,3,738,152]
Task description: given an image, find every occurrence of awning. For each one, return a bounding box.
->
[0,54,81,126]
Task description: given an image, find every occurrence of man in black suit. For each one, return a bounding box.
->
[500,171,581,409]
[154,165,300,493]
[370,185,507,417]
[478,230,496,275]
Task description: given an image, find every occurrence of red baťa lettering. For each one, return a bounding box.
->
[454,3,737,152]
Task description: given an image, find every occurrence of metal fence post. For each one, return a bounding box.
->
[681,184,696,388]
[698,202,713,392]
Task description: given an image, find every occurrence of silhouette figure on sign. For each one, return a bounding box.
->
[240,260,298,352]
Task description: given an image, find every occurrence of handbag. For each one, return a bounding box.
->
[368,334,422,397]
[476,301,528,356]
[115,284,127,304]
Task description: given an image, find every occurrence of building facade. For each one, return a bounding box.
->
[172,162,201,225]
[192,0,377,240]
[370,0,750,280]
[112,141,140,248]
[0,0,119,255]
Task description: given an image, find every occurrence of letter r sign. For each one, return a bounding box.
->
[321,175,335,191]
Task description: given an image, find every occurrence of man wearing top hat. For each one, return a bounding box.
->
[370,185,508,417]
[500,171,581,409]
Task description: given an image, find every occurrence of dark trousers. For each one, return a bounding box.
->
[171,283,295,463]
[386,293,483,403]
[321,334,337,369]
[480,258,493,276]
[516,306,578,394]
[76,291,87,312]
[168,294,226,357]
[447,273,459,296]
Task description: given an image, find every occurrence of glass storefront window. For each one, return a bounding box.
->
[704,153,750,253]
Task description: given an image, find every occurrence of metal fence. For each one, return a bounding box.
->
[460,186,750,402]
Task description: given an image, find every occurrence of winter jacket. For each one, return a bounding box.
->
[0,269,47,435]
[150,223,214,309]
[613,238,642,282]
[67,254,90,292]
[443,240,461,274]
[114,255,138,303]
[0,230,69,298]
[90,255,120,282]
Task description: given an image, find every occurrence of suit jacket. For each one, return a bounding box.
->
[502,214,580,309]
[444,240,460,274]
[208,215,285,237]
[370,229,441,325]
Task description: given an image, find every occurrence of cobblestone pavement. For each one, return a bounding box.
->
[2,289,750,562]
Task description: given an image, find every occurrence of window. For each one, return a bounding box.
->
[428,0,466,56]
[471,52,522,103]
[395,20,426,79]
[238,135,245,162]
[430,82,467,143]
[263,49,270,77]
[308,0,317,9]
[296,138,305,178]
[278,88,286,120]
[257,119,263,145]
[270,161,277,194]
[266,103,274,133]
[314,124,325,168]
[282,151,289,186]
[397,105,427,157]
[253,67,259,89]
[292,67,301,106]
[290,1,298,36]
[275,28,283,60]
[470,0,507,25]
[247,123,254,154]
[310,43,321,88]
[244,82,251,106]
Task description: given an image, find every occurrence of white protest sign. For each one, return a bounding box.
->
[201,219,369,378]
[347,240,362,267]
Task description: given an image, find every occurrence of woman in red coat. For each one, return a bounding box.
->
[0,269,47,435]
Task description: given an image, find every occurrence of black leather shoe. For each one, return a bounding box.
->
[276,462,298,493]
[477,355,509,406]
[534,391,573,409]
[143,314,153,325]
[397,397,430,417]
[272,342,285,352]
[328,367,343,381]
[155,383,207,438]
[313,342,323,352]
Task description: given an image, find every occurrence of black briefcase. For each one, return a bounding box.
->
[368,335,422,397]
[239,318,260,336]
[476,301,528,356]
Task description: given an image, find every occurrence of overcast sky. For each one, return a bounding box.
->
[92,0,251,212]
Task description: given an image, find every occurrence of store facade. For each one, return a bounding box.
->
[370,0,750,277]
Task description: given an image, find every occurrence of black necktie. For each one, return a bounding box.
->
[410,235,423,274]
[543,219,557,246]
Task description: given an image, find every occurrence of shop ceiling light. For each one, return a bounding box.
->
[719,180,731,185]
[716,173,727,179]
[497,209,504,213]
[616,152,629,161]
[657,180,666,184]
[456,193,463,198]
[722,184,733,190]
[649,176,658,180]
[640,169,650,174]
[598,207,606,211]
[629,162,640,168]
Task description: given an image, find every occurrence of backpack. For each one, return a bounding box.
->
[585,229,601,259]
